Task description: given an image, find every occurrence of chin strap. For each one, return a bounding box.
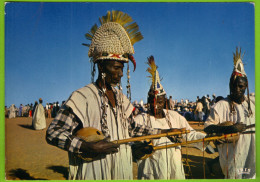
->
[246,85,253,117]
[91,58,96,83]
[126,62,131,101]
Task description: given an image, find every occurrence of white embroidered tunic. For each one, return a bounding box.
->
[65,83,133,180]
[134,109,206,179]
[204,96,255,179]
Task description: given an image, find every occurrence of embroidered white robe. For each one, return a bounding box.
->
[134,110,206,179]
[204,96,255,179]
[65,83,133,180]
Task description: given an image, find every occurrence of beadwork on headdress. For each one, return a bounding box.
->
[232,47,246,78]
[84,10,143,71]
[146,55,166,97]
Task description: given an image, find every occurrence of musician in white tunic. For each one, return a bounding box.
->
[133,56,206,179]
[204,47,255,179]
[46,11,173,180]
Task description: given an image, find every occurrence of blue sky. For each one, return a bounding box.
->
[5,2,255,107]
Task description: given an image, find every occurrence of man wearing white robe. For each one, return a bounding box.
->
[46,11,174,180]
[204,95,255,179]
[204,47,255,179]
[135,110,206,179]
[133,56,206,179]
[32,98,46,130]
[8,104,16,118]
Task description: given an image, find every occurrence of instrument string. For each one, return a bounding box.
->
[203,138,205,179]
[232,134,236,179]
[226,135,229,178]
[185,130,192,178]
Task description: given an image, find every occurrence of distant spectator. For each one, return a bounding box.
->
[8,104,16,119]
[32,98,46,130]
[5,106,8,118]
[195,99,204,126]
[19,104,23,117]
[32,101,38,117]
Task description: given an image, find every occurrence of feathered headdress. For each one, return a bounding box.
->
[83,10,143,71]
[230,47,253,117]
[146,56,166,96]
[232,47,246,78]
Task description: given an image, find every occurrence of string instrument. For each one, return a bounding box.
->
[214,122,255,143]
[152,123,255,152]
[135,123,255,160]
[76,127,190,161]
[131,128,187,160]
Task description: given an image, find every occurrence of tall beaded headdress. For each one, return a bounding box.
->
[83,10,143,100]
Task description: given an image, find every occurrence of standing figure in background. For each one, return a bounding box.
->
[47,103,52,118]
[29,103,33,117]
[5,106,8,118]
[168,96,175,110]
[32,101,38,117]
[202,96,209,121]
[195,99,204,126]
[8,104,16,119]
[19,104,23,117]
[211,94,217,106]
[32,98,46,130]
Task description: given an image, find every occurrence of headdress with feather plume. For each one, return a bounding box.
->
[229,47,253,117]
[232,47,246,78]
[146,56,166,96]
[83,10,143,71]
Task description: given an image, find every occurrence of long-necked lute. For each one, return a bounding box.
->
[153,123,255,151]
[75,127,190,161]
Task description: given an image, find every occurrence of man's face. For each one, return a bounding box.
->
[149,95,166,115]
[103,60,124,86]
[231,76,247,101]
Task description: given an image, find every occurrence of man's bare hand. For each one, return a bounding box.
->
[80,140,119,158]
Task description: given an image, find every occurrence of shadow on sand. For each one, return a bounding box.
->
[182,154,224,179]
[47,165,68,179]
[18,124,34,130]
[8,168,47,180]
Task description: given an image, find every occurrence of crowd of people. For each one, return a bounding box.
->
[132,93,223,125]
[6,11,255,180]
[5,101,64,119]
[6,93,223,127]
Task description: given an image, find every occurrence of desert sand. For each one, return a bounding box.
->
[5,117,224,180]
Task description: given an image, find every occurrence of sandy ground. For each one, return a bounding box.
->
[5,117,224,180]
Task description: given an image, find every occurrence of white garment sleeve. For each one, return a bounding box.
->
[179,115,206,151]
[204,107,220,128]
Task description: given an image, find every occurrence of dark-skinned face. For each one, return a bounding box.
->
[148,95,166,116]
[100,60,124,86]
[230,76,247,103]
